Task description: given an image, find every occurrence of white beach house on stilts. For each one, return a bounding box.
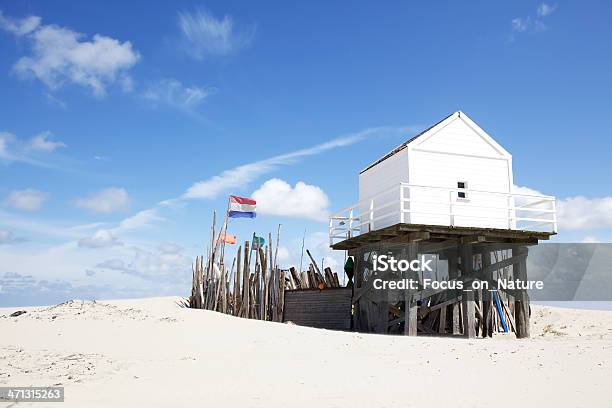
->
[329,111,557,339]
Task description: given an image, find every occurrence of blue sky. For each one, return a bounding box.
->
[1,1,611,306]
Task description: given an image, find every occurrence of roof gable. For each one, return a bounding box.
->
[360,111,510,174]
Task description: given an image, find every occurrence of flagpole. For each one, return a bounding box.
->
[213,197,230,263]
[220,196,230,262]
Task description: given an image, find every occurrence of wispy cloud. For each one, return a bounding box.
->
[28,131,67,152]
[183,126,408,199]
[116,209,163,231]
[0,130,66,168]
[3,189,48,212]
[512,18,530,33]
[0,210,104,240]
[44,92,68,109]
[74,187,131,214]
[537,3,557,17]
[0,10,140,96]
[177,8,255,59]
[142,78,216,111]
[511,3,557,38]
[0,10,40,36]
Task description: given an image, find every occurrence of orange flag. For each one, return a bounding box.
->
[220,234,237,244]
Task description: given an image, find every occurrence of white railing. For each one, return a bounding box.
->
[329,183,557,246]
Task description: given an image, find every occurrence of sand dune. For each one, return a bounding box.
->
[1,297,611,407]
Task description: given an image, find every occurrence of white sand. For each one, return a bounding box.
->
[1,297,611,407]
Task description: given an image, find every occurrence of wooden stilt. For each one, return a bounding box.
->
[481,249,493,338]
[404,243,418,336]
[447,249,461,335]
[514,246,530,338]
[460,245,476,339]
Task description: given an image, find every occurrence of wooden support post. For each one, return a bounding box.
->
[447,249,461,335]
[406,297,418,336]
[461,245,476,339]
[348,248,360,331]
[514,246,530,338]
[481,249,493,338]
[404,243,418,336]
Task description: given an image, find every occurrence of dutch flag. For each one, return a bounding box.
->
[228,195,256,219]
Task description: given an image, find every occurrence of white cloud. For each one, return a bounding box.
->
[581,236,600,244]
[1,11,140,96]
[4,189,48,212]
[142,78,215,110]
[78,229,123,248]
[0,229,24,244]
[0,10,40,36]
[557,196,612,230]
[537,3,557,17]
[177,8,255,59]
[183,126,407,199]
[513,185,612,231]
[28,131,66,152]
[75,187,130,213]
[252,178,330,221]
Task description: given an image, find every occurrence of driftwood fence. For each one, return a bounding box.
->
[189,220,344,322]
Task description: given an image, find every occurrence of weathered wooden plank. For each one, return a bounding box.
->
[283,288,352,330]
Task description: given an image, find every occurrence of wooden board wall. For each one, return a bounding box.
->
[283,288,352,331]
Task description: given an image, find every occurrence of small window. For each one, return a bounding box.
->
[457,181,468,199]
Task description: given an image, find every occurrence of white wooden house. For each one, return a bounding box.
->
[330,111,557,245]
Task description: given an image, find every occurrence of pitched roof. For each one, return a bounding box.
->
[360,112,456,174]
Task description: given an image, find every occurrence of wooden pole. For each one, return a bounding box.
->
[514,246,530,338]
[241,241,250,318]
[481,249,493,338]
[461,245,476,339]
[404,243,418,336]
[447,249,461,335]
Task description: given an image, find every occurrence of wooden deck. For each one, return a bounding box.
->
[330,223,555,250]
